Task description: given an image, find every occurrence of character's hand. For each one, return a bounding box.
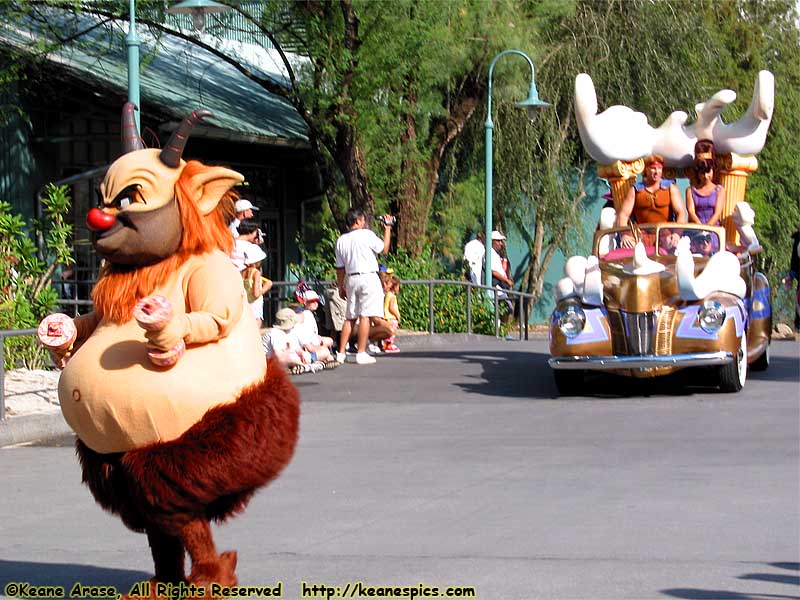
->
[37,314,77,370]
[621,234,636,249]
[143,314,189,353]
[134,296,187,367]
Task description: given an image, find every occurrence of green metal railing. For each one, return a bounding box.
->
[265,279,532,339]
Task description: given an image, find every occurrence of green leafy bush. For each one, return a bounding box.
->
[0,184,73,369]
[383,250,505,336]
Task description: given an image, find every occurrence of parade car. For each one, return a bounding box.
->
[548,221,771,395]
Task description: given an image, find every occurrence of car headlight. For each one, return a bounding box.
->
[698,300,726,333]
[558,304,586,338]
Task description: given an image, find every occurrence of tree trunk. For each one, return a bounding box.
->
[333,120,375,221]
[396,94,480,256]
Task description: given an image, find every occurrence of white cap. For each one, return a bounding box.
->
[235,199,259,213]
[491,230,506,241]
[301,290,320,303]
[242,241,267,265]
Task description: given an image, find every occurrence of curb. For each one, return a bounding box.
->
[395,331,548,348]
[0,411,72,448]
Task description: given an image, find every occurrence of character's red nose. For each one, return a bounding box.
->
[86,208,116,232]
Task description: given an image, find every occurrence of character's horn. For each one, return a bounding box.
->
[159,108,212,168]
[121,102,145,153]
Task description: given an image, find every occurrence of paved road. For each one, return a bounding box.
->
[1,338,798,600]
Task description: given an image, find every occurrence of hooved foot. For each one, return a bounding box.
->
[187,551,238,597]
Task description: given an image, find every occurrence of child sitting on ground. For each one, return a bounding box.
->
[380,272,401,353]
[295,289,335,363]
[262,308,323,373]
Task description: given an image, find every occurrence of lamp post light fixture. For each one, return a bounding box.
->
[484,49,550,288]
[167,0,232,33]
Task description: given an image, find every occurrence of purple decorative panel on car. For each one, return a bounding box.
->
[566,308,610,346]
[676,302,746,340]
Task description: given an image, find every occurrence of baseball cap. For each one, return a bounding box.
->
[274,308,298,331]
[491,230,506,241]
[301,290,320,304]
[235,199,259,213]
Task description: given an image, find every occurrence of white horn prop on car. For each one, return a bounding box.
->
[625,242,665,276]
[575,71,774,167]
[581,256,604,307]
[574,73,656,164]
[733,202,761,252]
[675,236,746,300]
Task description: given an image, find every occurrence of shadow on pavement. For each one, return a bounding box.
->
[391,349,558,399]
[392,349,762,399]
[0,559,149,592]
[747,355,800,383]
[661,560,800,600]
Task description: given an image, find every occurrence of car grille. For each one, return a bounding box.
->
[607,309,659,355]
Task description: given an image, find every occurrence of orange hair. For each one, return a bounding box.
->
[93,160,236,323]
[644,154,664,167]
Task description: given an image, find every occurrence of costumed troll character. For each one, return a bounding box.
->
[38,103,300,592]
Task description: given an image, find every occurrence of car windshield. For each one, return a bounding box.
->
[596,225,723,260]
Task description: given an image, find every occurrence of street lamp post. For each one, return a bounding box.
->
[127,0,141,133]
[484,49,550,288]
[127,1,232,135]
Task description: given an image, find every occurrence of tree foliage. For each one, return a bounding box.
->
[0,184,73,369]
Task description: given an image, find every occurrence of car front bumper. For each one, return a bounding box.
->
[549,351,734,370]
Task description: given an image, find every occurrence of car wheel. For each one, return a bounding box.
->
[750,342,770,372]
[553,369,583,396]
[718,333,747,393]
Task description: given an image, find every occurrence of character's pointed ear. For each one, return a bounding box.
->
[186,167,245,215]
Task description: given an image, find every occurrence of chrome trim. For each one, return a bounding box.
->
[549,351,734,370]
[621,310,658,355]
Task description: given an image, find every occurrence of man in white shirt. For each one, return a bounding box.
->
[489,230,512,288]
[334,208,393,365]
[229,199,258,237]
[489,230,514,320]
[463,231,485,285]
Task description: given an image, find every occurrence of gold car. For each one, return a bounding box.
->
[548,223,771,395]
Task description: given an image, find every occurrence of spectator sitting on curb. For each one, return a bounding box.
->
[295,289,335,363]
[262,308,324,374]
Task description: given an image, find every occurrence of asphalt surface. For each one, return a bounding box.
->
[1,337,798,600]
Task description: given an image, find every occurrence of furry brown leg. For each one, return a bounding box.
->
[182,519,237,589]
[148,528,186,583]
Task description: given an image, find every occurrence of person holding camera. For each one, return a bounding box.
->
[334,208,394,365]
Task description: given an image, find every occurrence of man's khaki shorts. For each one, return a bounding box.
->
[345,272,384,320]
